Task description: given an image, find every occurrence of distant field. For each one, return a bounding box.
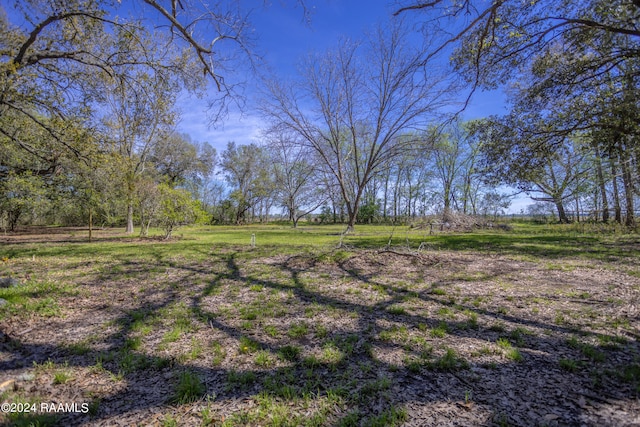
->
[0,223,639,426]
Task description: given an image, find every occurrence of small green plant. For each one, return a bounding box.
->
[617,363,640,392]
[239,307,259,320]
[172,370,205,404]
[387,305,407,315]
[505,347,523,362]
[437,307,453,318]
[53,370,72,385]
[496,337,511,349]
[488,323,506,333]
[210,341,227,366]
[288,322,309,339]
[554,312,567,325]
[200,406,215,425]
[509,327,530,346]
[339,411,361,427]
[315,324,329,339]
[226,369,257,390]
[87,398,100,416]
[264,324,279,337]
[278,345,301,362]
[431,348,469,371]
[162,414,179,427]
[362,406,407,427]
[187,338,203,360]
[559,358,580,372]
[463,310,479,329]
[123,336,142,351]
[303,354,321,368]
[67,341,92,355]
[238,336,260,354]
[430,321,448,338]
[255,350,275,367]
[472,345,499,357]
[360,377,392,397]
[321,343,344,365]
[580,344,606,363]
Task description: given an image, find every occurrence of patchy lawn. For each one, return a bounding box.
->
[0,225,639,426]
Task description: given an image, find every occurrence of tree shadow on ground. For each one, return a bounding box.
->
[0,247,639,426]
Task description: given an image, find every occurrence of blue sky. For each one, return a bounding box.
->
[177,0,508,148]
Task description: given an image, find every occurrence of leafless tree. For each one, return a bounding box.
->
[266,129,327,227]
[263,20,451,231]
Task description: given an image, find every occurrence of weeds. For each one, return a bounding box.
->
[172,370,205,404]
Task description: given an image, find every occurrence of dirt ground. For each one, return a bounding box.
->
[0,230,639,426]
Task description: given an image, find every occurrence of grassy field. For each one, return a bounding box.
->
[0,222,639,426]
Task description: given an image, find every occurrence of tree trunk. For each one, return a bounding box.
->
[611,159,622,224]
[555,198,569,223]
[139,208,147,237]
[88,206,93,242]
[595,149,609,222]
[443,186,452,222]
[126,203,134,234]
[620,145,635,226]
[382,171,390,221]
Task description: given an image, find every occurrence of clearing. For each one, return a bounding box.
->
[0,224,639,426]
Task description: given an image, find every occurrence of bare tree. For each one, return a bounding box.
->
[263,20,450,231]
[267,130,326,227]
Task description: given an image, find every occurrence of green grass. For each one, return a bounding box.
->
[226,370,257,390]
[0,280,76,319]
[430,348,469,371]
[3,222,639,264]
[53,370,72,385]
[2,222,639,425]
[210,341,227,366]
[254,350,275,367]
[387,305,407,315]
[278,345,301,362]
[172,370,206,404]
[238,336,260,354]
[288,322,309,339]
[430,321,449,338]
[559,358,580,372]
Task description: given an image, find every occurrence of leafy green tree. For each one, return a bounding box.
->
[395,1,640,94]
[220,142,274,224]
[156,184,205,239]
[150,132,216,187]
[98,66,178,233]
[0,172,49,231]
[356,197,380,224]
[479,119,592,223]
[0,0,256,154]
[399,1,639,225]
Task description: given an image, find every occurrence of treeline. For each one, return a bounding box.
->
[212,123,512,227]
[0,125,214,237]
